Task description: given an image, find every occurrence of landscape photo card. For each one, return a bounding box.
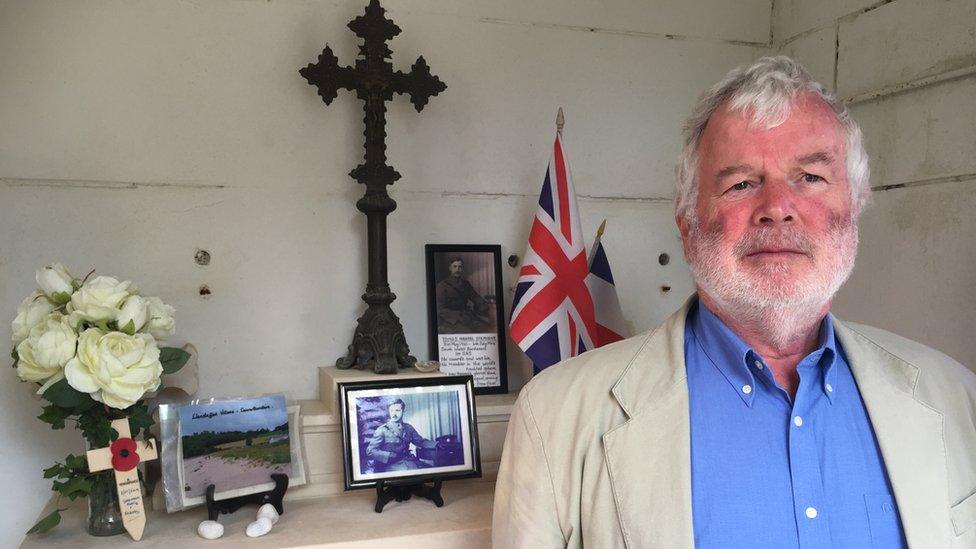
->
[178,394,292,503]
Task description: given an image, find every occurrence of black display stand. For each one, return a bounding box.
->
[374,478,444,513]
[205,473,289,521]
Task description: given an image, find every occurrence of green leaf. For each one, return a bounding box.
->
[95,320,111,332]
[41,379,94,409]
[79,412,116,448]
[38,405,70,430]
[120,320,136,336]
[50,291,71,305]
[26,509,62,535]
[42,464,64,479]
[159,346,190,374]
[69,397,97,414]
[53,476,92,500]
[65,454,88,472]
[127,404,154,438]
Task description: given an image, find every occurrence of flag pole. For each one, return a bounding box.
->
[556,107,565,136]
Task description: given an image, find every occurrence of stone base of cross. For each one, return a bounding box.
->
[85,418,158,541]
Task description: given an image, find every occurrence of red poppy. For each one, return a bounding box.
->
[110,437,140,472]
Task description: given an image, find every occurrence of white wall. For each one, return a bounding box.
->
[0,0,770,543]
[776,0,976,372]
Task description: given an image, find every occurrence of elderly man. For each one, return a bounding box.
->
[492,57,976,548]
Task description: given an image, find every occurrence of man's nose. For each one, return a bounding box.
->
[753,179,796,225]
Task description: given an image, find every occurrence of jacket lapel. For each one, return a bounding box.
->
[834,318,951,546]
[602,302,695,549]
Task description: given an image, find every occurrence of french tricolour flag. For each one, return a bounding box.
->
[586,220,627,348]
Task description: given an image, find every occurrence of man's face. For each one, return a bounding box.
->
[388,403,403,422]
[677,93,859,314]
[449,260,464,278]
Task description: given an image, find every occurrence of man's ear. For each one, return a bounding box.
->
[675,214,689,241]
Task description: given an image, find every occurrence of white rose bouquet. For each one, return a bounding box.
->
[12,264,189,535]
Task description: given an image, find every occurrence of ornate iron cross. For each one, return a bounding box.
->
[300,0,446,374]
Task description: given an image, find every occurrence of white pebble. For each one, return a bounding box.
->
[197,520,224,540]
[246,517,274,538]
[256,503,280,525]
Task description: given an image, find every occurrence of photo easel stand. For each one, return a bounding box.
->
[374,477,444,513]
[205,473,289,521]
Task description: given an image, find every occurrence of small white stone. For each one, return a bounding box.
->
[197,520,224,540]
[256,503,280,525]
[246,517,274,538]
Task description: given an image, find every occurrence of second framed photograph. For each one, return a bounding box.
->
[338,376,481,490]
[425,244,508,395]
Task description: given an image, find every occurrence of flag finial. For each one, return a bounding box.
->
[556,107,565,136]
[597,219,607,239]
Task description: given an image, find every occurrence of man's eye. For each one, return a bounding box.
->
[802,173,824,183]
[727,181,751,192]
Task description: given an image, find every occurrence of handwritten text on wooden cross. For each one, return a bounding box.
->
[86,418,158,541]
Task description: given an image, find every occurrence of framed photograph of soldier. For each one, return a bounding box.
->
[338,376,482,490]
[425,244,509,395]
[157,395,308,511]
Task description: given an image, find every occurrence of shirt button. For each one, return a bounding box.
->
[805,507,818,519]
[741,384,752,395]
[825,383,833,393]
[753,360,763,370]
[794,416,803,427]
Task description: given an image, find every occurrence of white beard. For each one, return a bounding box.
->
[686,214,859,347]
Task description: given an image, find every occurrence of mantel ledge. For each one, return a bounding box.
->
[23,480,495,548]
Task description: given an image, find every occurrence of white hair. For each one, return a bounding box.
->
[674,56,871,225]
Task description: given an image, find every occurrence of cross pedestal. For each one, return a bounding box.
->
[85,418,158,541]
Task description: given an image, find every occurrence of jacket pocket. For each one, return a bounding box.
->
[864,494,905,547]
[951,490,976,536]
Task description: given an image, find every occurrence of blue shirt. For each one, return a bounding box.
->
[685,300,906,548]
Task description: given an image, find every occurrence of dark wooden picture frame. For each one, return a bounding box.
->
[338,375,482,490]
[425,244,509,395]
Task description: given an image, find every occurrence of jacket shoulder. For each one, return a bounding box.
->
[841,321,976,403]
[520,332,653,401]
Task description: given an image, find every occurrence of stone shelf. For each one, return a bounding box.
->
[24,480,494,548]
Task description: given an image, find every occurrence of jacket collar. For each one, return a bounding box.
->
[833,317,950,546]
[603,297,695,548]
[602,295,950,547]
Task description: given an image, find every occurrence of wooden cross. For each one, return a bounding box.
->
[300,0,446,374]
[86,418,158,541]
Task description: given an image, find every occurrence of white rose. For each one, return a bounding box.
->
[117,295,149,333]
[11,291,56,345]
[36,263,75,302]
[67,276,133,324]
[16,313,77,384]
[145,297,176,340]
[64,329,163,409]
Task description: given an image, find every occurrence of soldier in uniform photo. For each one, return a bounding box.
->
[435,256,492,334]
[365,399,437,472]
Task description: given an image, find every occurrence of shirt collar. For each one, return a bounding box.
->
[690,299,838,406]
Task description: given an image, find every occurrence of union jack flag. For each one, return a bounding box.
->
[510,133,624,374]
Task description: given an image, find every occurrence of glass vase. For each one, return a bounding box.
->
[87,469,125,537]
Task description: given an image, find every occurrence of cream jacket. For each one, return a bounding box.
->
[492,300,976,548]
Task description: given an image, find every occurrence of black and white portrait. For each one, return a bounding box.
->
[340,377,480,488]
[425,245,509,395]
[433,252,497,335]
